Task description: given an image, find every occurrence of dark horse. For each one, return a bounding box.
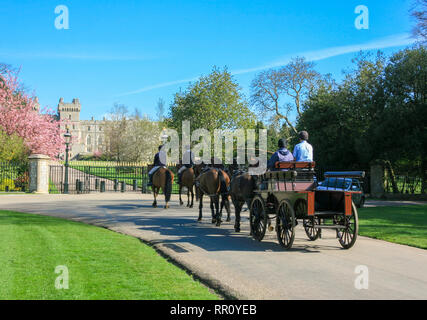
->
[178,165,195,208]
[150,166,174,209]
[228,159,259,232]
[229,172,257,232]
[196,168,231,226]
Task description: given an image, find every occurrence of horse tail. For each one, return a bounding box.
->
[164,169,173,202]
[218,169,228,195]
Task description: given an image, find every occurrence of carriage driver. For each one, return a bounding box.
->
[177,144,195,184]
[147,145,167,187]
[267,138,294,171]
[293,131,313,162]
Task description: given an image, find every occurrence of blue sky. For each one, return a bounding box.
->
[0,0,417,120]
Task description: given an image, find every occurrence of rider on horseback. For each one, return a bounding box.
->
[177,144,195,184]
[147,145,167,187]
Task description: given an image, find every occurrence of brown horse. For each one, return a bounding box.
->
[196,168,231,226]
[178,167,195,208]
[151,167,174,209]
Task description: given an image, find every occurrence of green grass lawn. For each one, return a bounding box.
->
[0,210,219,300]
[358,205,427,249]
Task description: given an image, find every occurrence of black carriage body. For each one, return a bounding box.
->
[249,162,359,249]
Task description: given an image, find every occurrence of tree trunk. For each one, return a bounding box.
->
[384,160,399,194]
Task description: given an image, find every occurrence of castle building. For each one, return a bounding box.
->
[57,98,105,159]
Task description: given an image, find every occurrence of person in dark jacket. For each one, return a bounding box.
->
[267,138,294,171]
[148,145,167,186]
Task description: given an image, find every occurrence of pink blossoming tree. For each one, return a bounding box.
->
[0,66,64,159]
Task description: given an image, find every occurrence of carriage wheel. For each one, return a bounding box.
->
[249,196,267,242]
[276,200,296,250]
[303,216,321,241]
[334,202,359,249]
[295,199,321,241]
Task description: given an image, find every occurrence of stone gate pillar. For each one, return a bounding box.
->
[370,162,385,197]
[29,154,50,194]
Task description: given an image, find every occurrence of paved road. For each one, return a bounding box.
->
[1,193,426,299]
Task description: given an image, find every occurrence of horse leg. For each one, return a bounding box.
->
[186,187,190,207]
[164,188,169,209]
[190,187,194,208]
[210,198,216,224]
[198,193,203,221]
[225,195,231,222]
[179,184,183,206]
[152,187,158,208]
[234,200,243,232]
[215,195,222,227]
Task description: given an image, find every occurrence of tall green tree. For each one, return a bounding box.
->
[297,51,386,169]
[168,67,256,133]
[378,45,427,192]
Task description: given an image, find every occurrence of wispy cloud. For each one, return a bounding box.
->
[232,33,416,74]
[117,33,417,96]
[115,77,199,97]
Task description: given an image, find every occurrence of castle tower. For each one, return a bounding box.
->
[58,97,81,121]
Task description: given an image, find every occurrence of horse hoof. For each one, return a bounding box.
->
[226,218,231,222]
[189,205,193,208]
[216,221,222,227]
[212,219,216,224]
[180,201,183,206]
[197,217,202,222]
[235,227,240,232]
[152,203,157,208]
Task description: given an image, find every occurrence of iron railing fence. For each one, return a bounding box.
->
[49,161,182,194]
[385,174,423,194]
[0,161,29,192]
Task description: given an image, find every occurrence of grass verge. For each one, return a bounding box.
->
[358,205,427,249]
[0,210,219,300]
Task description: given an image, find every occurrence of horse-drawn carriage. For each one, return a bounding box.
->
[249,161,361,250]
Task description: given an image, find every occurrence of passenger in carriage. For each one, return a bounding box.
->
[293,131,313,162]
[267,138,294,171]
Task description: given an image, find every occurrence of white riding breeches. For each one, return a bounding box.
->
[149,166,161,175]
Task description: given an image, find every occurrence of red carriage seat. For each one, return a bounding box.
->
[275,161,316,170]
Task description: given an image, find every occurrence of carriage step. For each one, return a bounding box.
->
[314,211,345,216]
[311,225,346,230]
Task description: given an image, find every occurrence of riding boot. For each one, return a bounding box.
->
[147,174,153,187]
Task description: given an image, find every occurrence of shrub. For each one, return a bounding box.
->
[0,178,15,191]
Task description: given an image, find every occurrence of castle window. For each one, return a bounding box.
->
[87,135,92,146]
[69,115,71,120]
[88,126,91,131]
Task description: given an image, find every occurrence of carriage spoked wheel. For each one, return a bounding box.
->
[303,216,321,241]
[295,199,321,241]
[334,202,359,249]
[249,196,267,242]
[276,200,296,250]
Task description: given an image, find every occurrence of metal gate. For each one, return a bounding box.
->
[49,162,149,194]
[0,161,29,192]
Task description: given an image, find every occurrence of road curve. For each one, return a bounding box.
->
[1,193,426,299]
